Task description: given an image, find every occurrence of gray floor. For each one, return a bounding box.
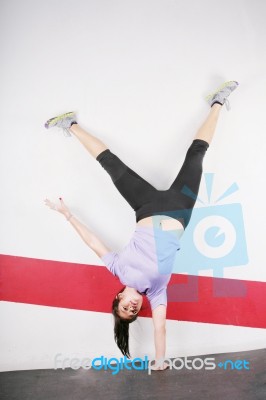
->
[0,349,265,400]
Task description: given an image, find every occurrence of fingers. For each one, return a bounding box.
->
[44,198,58,211]
[44,197,68,214]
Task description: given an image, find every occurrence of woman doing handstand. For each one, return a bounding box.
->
[44,81,239,370]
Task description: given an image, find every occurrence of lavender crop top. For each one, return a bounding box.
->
[101,225,181,310]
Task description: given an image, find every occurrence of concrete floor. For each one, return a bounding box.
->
[0,349,265,400]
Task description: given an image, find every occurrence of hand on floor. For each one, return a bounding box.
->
[150,361,170,371]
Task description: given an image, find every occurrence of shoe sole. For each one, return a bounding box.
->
[45,111,75,129]
[205,81,239,101]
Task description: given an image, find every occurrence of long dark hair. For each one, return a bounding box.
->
[112,286,138,358]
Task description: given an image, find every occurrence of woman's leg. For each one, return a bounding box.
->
[170,103,223,191]
[168,104,223,227]
[194,103,222,144]
[70,123,156,212]
[69,123,108,158]
[97,149,156,212]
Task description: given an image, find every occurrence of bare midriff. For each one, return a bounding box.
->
[136,215,184,232]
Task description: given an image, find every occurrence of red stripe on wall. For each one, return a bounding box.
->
[0,254,265,328]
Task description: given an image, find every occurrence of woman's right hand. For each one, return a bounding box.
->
[44,198,72,220]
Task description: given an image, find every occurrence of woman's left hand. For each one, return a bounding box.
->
[44,198,71,219]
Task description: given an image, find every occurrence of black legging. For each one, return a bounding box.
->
[96,139,209,229]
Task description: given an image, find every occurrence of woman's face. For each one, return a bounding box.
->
[117,288,143,320]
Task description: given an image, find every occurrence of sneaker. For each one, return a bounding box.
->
[44,111,77,136]
[205,81,239,111]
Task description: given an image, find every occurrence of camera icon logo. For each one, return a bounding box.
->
[157,173,249,302]
[173,203,248,275]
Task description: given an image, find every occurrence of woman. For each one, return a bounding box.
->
[44,81,239,371]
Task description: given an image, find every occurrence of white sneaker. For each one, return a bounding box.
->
[206,81,239,111]
[44,111,77,136]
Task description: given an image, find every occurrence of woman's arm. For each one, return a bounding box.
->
[44,198,111,258]
[151,305,169,370]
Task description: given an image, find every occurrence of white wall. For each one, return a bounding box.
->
[0,0,266,371]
